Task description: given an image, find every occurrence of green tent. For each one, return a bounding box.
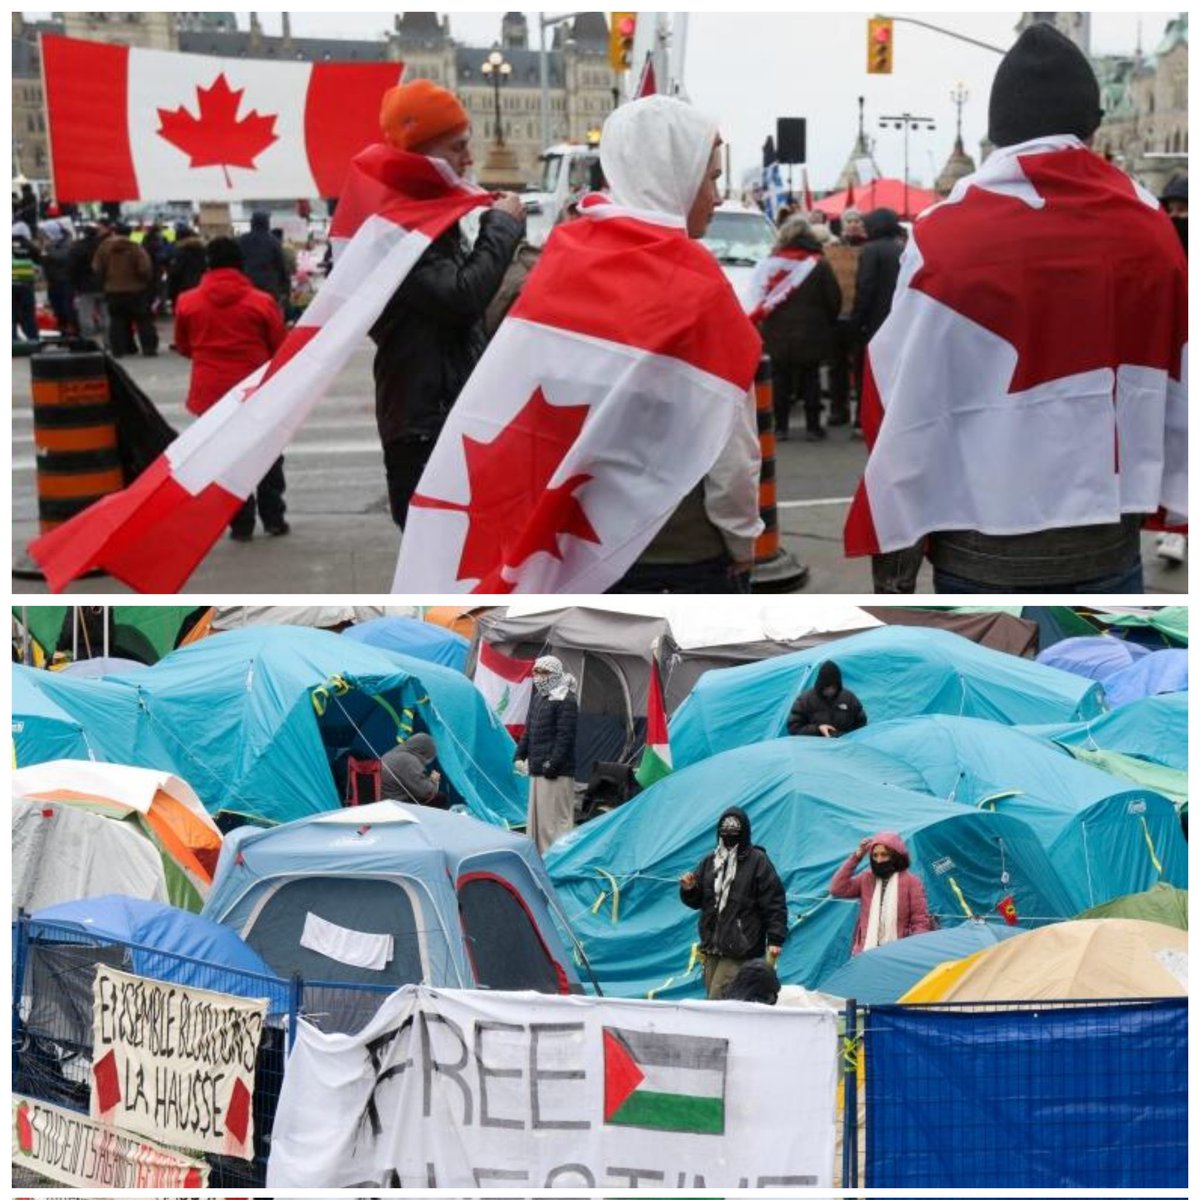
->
[13,606,207,663]
[1091,606,1188,647]
[1075,883,1188,930]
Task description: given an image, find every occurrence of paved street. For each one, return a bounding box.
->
[11,331,1186,595]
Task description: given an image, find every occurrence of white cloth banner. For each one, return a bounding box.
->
[301,911,395,970]
[267,985,838,1188]
[90,965,266,1160]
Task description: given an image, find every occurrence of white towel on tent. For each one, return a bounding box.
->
[300,912,394,971]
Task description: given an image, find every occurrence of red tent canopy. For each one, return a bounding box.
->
[813,177,941,221]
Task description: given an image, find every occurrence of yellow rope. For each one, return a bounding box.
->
[1140,816,1164,874]
[647,942,703,1000]
[947,875,975,918]
[590,868,621,923]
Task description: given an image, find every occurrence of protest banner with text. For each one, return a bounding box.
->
[90,965,266,1160]
[267,985,838,1188]
[13,1095,209,1188]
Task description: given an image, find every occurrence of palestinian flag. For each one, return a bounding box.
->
[602,1026,727,1135]
[634,657,671,788]
[844,135,1188,558]
[744,247,820,324]
[29,147,491,592]
[473,641,533,739]
[393,193,762,594]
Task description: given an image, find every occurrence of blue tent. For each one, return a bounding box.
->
[342,617,470,673]
[668,626,1105,771]
[853,715,1186,910]
[12,666,93,765]
[1036,635,1149,682]
[1026,693,1188,772]
[26,895,287,1010]
[58,656,149,679]
[1102,649,1188,708]
[817,921,1027,1004]
[98,627,525,827]
[546,738,1077,999]
[205,801,585,1030]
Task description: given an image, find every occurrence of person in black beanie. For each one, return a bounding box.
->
[856,20,1187,596]
[986,23,1104,149]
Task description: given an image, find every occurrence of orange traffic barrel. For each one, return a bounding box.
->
[751,355,809,592]
[30,347,124,534]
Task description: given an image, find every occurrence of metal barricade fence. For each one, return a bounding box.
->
[10,915,395,1187]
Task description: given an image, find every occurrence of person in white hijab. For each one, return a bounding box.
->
[600,96,764,594]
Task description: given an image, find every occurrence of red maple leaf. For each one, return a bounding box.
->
[411,386,600,589]
[157,74,278,187]
[910,148,1185,393]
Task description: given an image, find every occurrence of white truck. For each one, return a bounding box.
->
[521,142,604,245]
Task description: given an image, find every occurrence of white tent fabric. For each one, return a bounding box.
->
[12,760,220,836]
[12,797,167,911]
[211,606,417,631]
[502,599,880,650]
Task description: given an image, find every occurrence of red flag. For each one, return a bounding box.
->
[996,894,1019,926]
[634,53,657,99]
[802,165,814,212]
[845,178,856,207]
[41,34,401,201]
[635,656,672,788]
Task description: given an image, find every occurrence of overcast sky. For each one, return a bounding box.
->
[29,10,1172,187]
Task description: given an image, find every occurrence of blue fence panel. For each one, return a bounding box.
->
[865,998,1187,1188]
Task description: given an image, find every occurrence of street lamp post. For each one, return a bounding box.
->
[878,112,936,218]
[949,82,969,148]
[481,46,513,147]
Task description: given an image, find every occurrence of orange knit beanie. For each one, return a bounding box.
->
[380,79,470,151]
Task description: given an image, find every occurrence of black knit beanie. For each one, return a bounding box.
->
[988,24,1103,147]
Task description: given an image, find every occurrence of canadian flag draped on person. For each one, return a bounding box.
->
[844,24,1187,593]
[28,81,506,592]
[395,95,763,594]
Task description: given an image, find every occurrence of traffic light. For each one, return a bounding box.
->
[609,12,636,72]
[867,16,894,75]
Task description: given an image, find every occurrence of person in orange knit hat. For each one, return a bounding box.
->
[369,79,527,527]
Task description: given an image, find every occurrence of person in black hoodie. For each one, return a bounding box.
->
[680,806,788,999]
[787,660,867,738]
[515,656,579,853]
[237,211,290,310]
[848,206,904,343]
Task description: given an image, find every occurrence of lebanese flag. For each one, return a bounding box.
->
[393,194,762,593]
[634,657,672,789]
[41,33,403,201]
[744,248,821,324]
[473,642,534,739]
[845,136,1188,557]
[28,147,491,593]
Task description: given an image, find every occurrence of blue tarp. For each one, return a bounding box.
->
[12,666,93,765]
[342,617,470,673]
[668,626,1106,771]
[26,895,288,1010]
[817,921,1026,1004]
[92,627,524,828]
[852,715,1186,910]
[546,737,1078,998]
[1036,635,1149,681]
[865,999,1187,1186]
[1102,648,1188,708]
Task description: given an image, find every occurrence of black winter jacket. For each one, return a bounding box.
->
[515,689,578,779]
[68,235,101,292]
[849,209,904,340]
[760,241,843,366]
[237,226,289,298]
[369,209,524,443]
[787,660,867,737]
[680,805,789,959]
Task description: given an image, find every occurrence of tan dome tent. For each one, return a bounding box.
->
[12,761,222,912]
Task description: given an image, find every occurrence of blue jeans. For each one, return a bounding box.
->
[933,560,1145,594]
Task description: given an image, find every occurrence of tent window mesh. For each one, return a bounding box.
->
[459,876,561,993]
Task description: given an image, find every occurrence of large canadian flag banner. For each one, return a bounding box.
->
[41,34,403,201]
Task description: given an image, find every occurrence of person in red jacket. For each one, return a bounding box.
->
[173,237,290,541]
[829,830,933,955]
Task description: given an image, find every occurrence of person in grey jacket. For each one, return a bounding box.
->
[379,733,447,808]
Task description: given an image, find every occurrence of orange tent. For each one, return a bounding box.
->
[813,177,941,221]
[424,606,494,641]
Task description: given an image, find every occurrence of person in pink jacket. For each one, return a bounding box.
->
[829,830,933,955]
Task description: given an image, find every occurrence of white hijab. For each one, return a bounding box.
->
[600,95,719,223]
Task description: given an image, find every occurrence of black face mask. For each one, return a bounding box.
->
[720,833,740,849]
[870,858,898,878]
